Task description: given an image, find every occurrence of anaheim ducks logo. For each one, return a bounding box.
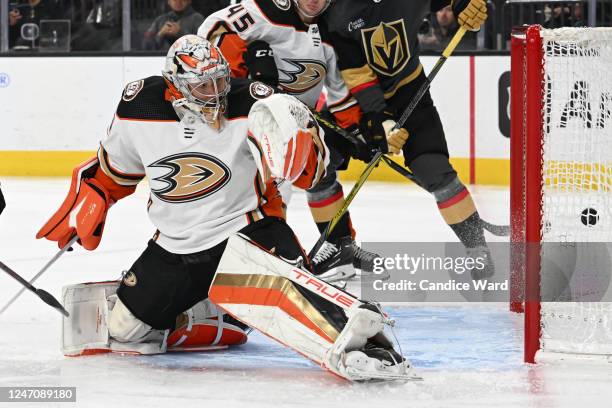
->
[249,82,274,99]
[122,80,143,102]
[123,271,137,287]
[361,20,410,76]
[272,0,291,10]
[278,59,327,94]
[149,153,231,203]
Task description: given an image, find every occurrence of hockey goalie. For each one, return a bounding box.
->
[36,35,415,381]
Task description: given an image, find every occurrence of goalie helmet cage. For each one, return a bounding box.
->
[510,25,612,364]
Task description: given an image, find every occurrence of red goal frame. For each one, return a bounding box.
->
[510,25,545,364]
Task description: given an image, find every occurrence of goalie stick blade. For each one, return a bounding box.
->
[36,288,70,317]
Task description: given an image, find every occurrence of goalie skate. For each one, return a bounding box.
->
[341,349,422,381]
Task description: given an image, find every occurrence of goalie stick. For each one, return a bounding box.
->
[310,27,469,258]
[0,260,69,317]
[0,235,78,315]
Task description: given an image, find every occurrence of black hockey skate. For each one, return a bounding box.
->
[311,237,388,283]
[467,246,495,281]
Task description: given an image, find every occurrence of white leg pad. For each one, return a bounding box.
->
[62,281,117,356]
[211,234,418,381]
[61,281,166,356]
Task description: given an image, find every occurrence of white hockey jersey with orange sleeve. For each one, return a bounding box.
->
[197,0,361,128]
[99,76,325,254]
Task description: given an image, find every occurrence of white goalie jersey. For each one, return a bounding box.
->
[99,77,324,254]
[197,0,361,128]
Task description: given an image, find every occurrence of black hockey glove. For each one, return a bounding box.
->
[345,126,377,163]
[359,110,394,157]
[244,40,279,87]
[315,111,374,163]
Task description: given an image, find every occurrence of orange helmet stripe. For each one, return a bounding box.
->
[178,54,200,68]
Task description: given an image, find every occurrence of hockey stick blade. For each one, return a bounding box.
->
[0,235,77,315]
[481,220,510,237]
[0,260,69,317]
[35,288,69,317]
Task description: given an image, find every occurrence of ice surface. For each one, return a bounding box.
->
[1,178,611,408]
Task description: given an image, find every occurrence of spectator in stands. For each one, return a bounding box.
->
[544,4,572,28]
[192,0,232,19]
[8,6,22,49]
[70,0,123,51]
[8,0,66,50]
[572,2,587,26]
[418,5,476,51]
[143,0,204,51]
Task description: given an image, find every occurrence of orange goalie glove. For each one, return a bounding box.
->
[37,158,111,251]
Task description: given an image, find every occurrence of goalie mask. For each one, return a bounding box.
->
[293,0,333,18]
[163,35,231,124]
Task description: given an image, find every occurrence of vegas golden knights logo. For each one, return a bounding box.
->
[149,153,231,203]
[279,59,327,94]
[361,20,410,76]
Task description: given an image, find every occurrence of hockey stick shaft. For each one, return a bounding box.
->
[0,235,77,315]
[315,29,467,161]
[379,156,508,236]
[314,111,419,181]
[308,151,383,259]
[394,27,467,131]
[309,28,468,258]
[314,121,510,236]
[0,260,69,317]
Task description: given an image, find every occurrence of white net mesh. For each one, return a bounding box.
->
[539,27,612,356]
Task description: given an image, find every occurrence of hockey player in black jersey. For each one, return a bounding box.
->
[322,0,493,278]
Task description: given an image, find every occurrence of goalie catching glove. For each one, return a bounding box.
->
[247,93,328,185]
[37,158,111,250]
[452,0,488,31]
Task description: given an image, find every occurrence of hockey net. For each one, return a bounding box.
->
[510,25,612,363]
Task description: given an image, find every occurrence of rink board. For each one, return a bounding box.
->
[0,55,511,185]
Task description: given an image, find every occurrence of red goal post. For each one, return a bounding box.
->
[510,25,612,364]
